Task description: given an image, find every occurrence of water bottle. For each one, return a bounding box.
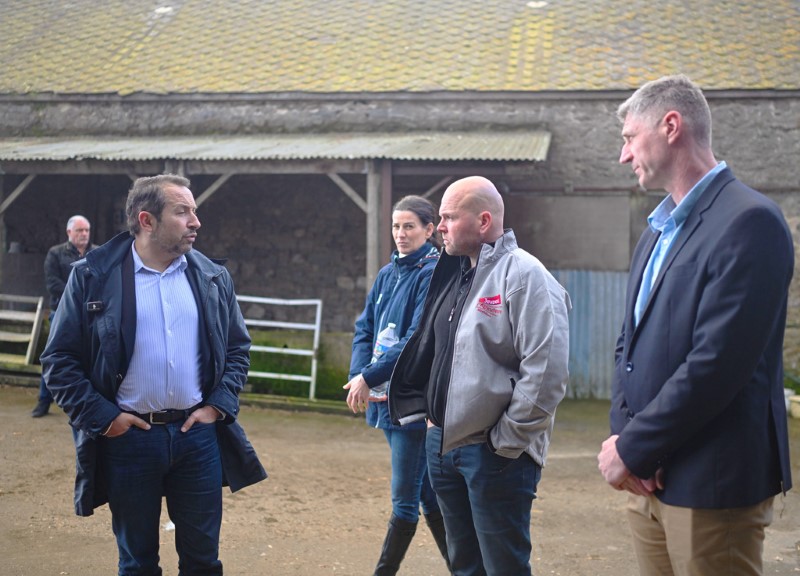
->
[369,323,398,398]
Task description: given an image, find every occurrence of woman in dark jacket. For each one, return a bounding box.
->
[344,195,450,575]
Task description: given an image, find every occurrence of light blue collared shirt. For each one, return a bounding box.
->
[634,161,727,325]
[116,243,202,413]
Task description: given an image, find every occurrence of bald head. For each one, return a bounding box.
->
[438,176,505,265]
[446,176,504,233]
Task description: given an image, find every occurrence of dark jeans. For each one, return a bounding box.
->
[37,376,53,403]
[100,421,223,576]
[383,427,440,522]
[426,426,541,576]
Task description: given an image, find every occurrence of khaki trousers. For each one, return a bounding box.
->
[626,493,774,576]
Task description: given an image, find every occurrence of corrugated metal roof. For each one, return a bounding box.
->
[0,132,551,163]
[1,0,798,94]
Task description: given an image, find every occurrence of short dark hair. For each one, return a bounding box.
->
[126,174,190,235]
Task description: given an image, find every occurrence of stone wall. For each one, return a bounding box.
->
[1,93,799,385]
[2,94,797,191]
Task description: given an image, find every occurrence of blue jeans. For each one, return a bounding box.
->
[383,427,440,522]
[100,421,223,576]
[426,426,541,576]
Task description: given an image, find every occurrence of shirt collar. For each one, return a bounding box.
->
[131,242,187,274]
[648,161,727,232]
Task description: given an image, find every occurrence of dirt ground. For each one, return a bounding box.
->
[2,384,800,576]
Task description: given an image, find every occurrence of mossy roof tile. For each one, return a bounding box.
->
[0,0,798,95]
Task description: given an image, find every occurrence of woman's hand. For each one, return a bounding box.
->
[343,374,370,413]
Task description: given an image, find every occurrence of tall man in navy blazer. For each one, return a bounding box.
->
[598,75,793,575]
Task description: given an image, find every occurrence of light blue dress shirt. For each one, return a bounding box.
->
[634,161,727,325]
[116,243,202,413]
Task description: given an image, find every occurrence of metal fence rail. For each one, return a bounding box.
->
[236,295,323,400]
[0,293,46,365]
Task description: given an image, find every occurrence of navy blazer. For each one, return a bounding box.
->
[612,168,793,508]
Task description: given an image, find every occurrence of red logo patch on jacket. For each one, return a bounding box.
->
[476,294,503,317]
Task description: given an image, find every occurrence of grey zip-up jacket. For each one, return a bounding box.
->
[389,230,571,465]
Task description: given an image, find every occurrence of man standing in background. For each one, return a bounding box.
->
[31,214,96,418]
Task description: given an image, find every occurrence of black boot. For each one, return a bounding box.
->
[374,514,417,576]
[31,400,50,418]
[424,510,452,573]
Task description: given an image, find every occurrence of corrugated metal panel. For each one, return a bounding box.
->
[552,269,628,400]
[0,131,550,163]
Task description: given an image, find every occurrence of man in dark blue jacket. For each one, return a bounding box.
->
[598,75,793,575]
[41,174,266,575]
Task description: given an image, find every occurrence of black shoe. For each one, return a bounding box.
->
[31,400,50,418]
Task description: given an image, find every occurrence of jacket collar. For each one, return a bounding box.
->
[630,167,735,338]
[392,241,439,269]
[84,231,224,280]
[478,229,518,265]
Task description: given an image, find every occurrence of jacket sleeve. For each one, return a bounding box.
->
[40,268,121,437]
[349,276,380,381]
[609,326,628,434]
[43,246,67,304]
[360,262,435,388]
[204,271,251,423]
[489,263,571,460]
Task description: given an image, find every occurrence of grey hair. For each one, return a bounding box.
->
[66,215,90,230]
[126,174,190,235]
[617,74,713,148]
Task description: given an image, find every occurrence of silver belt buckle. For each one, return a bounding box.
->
[150,410,168,424]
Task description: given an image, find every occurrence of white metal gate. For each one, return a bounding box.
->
[236,295,323,400]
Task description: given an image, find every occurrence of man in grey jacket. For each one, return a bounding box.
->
[389,176,571,575]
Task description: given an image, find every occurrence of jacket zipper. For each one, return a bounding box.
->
[440,254,478,456]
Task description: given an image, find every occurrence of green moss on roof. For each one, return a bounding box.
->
[1,0,798,95]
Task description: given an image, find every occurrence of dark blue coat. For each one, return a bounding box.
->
[349,242,439,429]
[612,168,793,508]
[40,232,267,516]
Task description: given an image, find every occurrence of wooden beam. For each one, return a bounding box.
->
[380,160,393,265]
[0,159,369,175]
[327,172,367,213]
[422,176,453,199]
[392,163,510,176]
[165,159,186,176]
[366,162,380,288]
[187,159,367,175]
[0,174,35,216]
[195,174,233,207]
[0,160,164,175]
